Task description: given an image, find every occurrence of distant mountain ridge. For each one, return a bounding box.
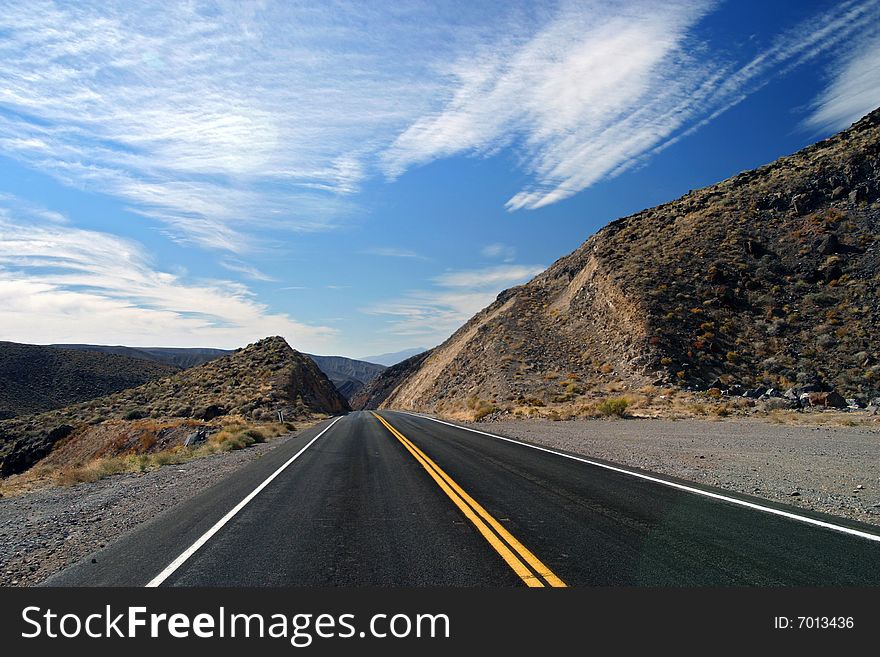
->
[54,344,232,369]
[56,343,385,401]
[365,107,880,418]
[304,354,385,401]
[359,348,427,367]
[0,342,178,420]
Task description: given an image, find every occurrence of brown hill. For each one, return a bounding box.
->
[351,350,432,410]
[0,342,179,420]
[375,108,880,418]
[0,336,349,476]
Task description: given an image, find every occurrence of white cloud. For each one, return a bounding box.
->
[0,207,336,350]
[433,264,544,288]
[219,259,276,282]
[0,1,464,249]
[361,247,426,259]
[382,0,880,210]
[807,33,880,131]
[1,0,878,253]
[364,263,544,341]
[481,243,516,261]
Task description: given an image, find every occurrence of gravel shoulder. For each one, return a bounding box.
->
[459,417,880,528]
[0,432,300,587]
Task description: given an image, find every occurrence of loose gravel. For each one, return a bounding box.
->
[461,417,880,527]
[0,433,298,587]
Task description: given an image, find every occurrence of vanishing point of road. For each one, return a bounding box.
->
[45,411,880,587]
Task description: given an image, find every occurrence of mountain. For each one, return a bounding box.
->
[358,348,428,367]
[0,337,349,477]
[304,354,386,401]
[54,344,232,369]
[370,108,880,418]
[0,342,179,420]
[351,350,433,410]
[54,343,383,400]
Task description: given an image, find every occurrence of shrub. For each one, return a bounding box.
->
[596,397,630,418]
[124,408,146,420]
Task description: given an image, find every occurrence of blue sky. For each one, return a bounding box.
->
[1,0,879,358]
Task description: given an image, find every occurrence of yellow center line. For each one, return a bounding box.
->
[372,412,566,588]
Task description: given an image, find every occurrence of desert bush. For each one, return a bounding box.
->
[596,397,630,418]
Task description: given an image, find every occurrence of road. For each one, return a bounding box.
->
[45,410,880,586]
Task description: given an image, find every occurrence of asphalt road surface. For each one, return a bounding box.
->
[45,410,880,586]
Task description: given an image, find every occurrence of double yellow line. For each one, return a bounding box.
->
[372,412,566,588]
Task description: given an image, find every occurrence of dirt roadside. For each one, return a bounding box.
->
[460,417,880,527]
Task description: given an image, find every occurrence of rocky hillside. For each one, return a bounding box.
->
[377,108,880,418]
[54,344,232,369]
[0,342,178,420]
[305,354,386,401]
[0,337,349,477]
[351,350,432,410]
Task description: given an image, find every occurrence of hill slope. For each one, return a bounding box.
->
[54,344,232,369]
[0,343,179,420]
[376,108,880,418]
[55,344,384,400]
[351,350,433,410]
[0,337,349,477]
[304,354,386,401]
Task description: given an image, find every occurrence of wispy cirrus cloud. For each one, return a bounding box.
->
[0,203,335,349]
[363,263,544,342]
[1,0,878,254]
[481,243,517,262]
[0,1,468,249]
[361,247,427,259]
[382,0,880,211]
[807,33,880,132]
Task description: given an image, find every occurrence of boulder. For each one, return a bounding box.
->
[817,233,840,256]
[194,404,227,421]
[805,391,847,408]
[183,427,214,447]
[758,398,797,411]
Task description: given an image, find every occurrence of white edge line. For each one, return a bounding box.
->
[145,416,343,587]
[396,411,880,544]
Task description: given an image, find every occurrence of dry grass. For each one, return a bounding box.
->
[0,419,304,497]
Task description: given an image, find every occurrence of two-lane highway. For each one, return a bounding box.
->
[45,411,880,586]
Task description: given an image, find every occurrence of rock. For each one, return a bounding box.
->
[805,391,847,408]
[789,490,801,497]
[867,405,879,416]
[830,185,846,199]
[817,233,840,256]
[846,398,863,409]
[194,404,227,421]
[758,398,796,411]
[783,388,800,401]
[742,387,765,399]
[182,427,214,447]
